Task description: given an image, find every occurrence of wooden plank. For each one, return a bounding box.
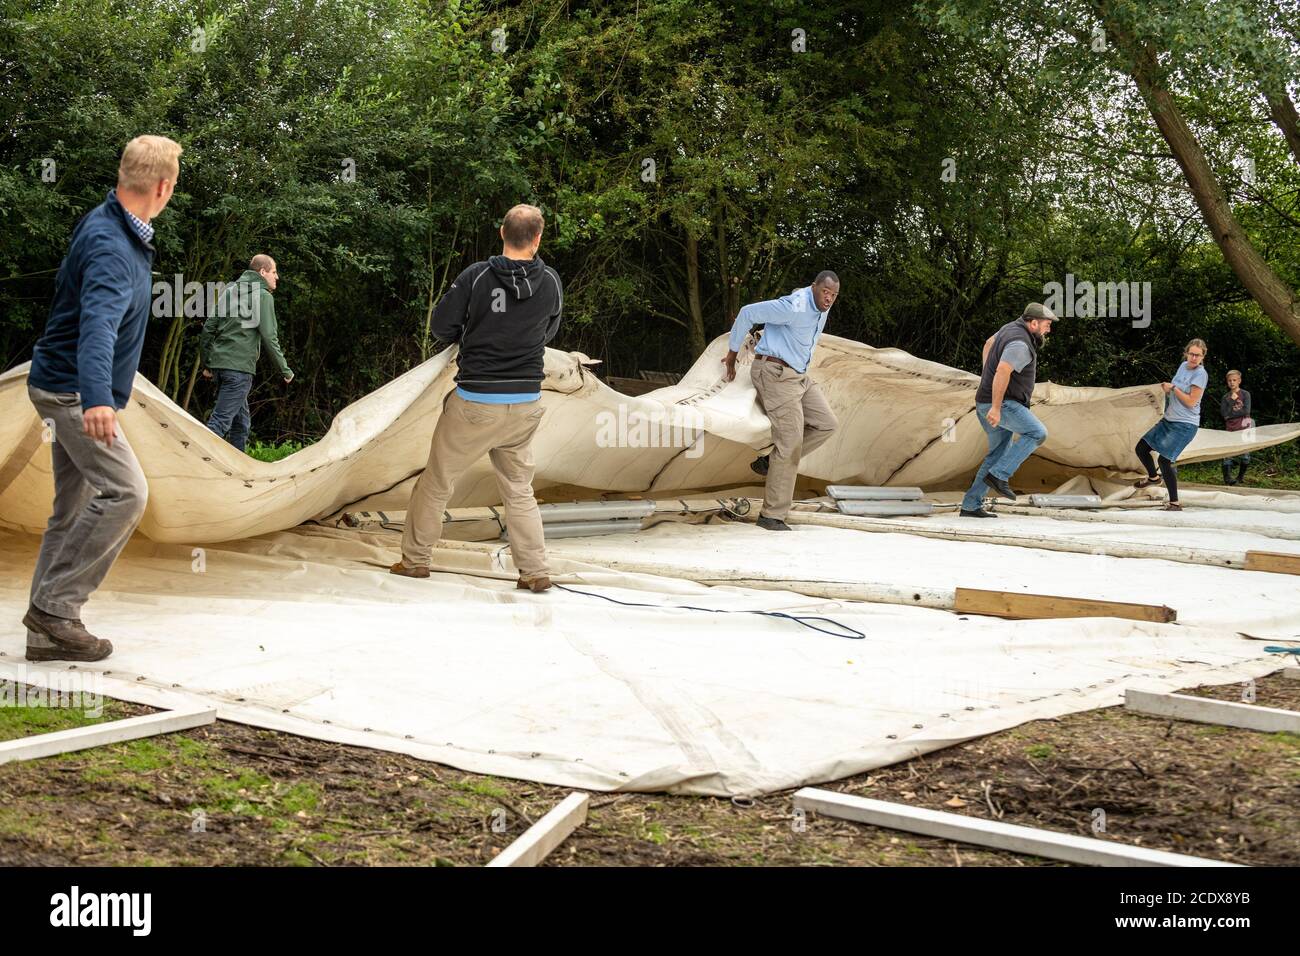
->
[1243,550,1300,576]
[953,587,1176,623]
[1125,689,1300,734]
[793,788,1237,867]
[0,705,216,766]
[487,792,590,867]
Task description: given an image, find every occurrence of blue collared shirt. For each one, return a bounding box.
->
[727,286,828,373]
[122,208,154,245]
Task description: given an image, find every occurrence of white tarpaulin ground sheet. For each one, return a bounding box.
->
[0,517,1291,796]
[543,521,1300,640]
[0,337,1297,796]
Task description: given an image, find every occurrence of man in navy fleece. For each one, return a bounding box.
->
[23,135,183,663]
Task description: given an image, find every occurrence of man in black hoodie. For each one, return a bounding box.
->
[392,204,563,591]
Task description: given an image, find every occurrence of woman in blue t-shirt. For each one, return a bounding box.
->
[1133,338,1208,511]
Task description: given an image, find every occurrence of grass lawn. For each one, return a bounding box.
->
[1180,442,1299,491]
[1,673,1297,866]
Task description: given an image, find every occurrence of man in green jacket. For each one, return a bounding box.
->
[199,254,293,451]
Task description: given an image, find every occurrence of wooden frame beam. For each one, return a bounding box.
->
[953,587,1176,623]
[1243,551,1300,576]
[0,704,216,766]
[793,788,1238,867]
[1125,689,1300,733]
[487,792,590,867]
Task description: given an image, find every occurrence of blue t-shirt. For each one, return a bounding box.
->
[455,386,539,404]
[1001,340,1033,372]
[1164,361,1208,425]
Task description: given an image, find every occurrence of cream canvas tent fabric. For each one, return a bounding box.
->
[3,334,1297,544]
[1,335,1297,796]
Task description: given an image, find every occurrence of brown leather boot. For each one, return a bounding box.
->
[516,575,552,593]
[389,562,430,579]
[22,606,113,662]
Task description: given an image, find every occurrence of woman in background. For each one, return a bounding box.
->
[1133,339,1208,511]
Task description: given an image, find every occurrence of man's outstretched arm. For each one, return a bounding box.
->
[722,292,801,380]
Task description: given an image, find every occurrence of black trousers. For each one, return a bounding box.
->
[1136,438,1178,502]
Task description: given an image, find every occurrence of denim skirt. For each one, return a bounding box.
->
[1141,419,1198,461]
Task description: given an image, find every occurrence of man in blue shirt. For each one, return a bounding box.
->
[722,272,840,530]
[23,135,182,662]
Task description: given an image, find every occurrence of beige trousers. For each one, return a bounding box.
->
[750,359,838,521]
[401,392,549,578]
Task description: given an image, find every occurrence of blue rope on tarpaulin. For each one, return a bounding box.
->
[552,584,866,640]
[1263,646,1300,656]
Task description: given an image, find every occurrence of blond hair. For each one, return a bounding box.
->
[118,135,183,193]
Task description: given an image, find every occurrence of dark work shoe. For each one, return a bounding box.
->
[26,634,112,663]
[23,605,94,646]
[983,475,1017,500]
[517,575,552,593]
[389,562,430,579]
[756,515,792,531]
[22,606,113,662]
[959,508,998,518]
[750,454,770,477]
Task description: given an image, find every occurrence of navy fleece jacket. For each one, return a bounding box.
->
[27,189,156,411]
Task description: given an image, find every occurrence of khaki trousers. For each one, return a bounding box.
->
[750,359,838,521]
[401,392,549,578]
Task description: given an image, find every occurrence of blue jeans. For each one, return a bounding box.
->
[206,369,254,451]
[960,400,1049,511]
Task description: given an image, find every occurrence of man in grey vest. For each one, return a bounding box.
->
[959,303,1056,518]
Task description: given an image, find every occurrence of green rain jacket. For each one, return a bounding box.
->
[199,270,293,379]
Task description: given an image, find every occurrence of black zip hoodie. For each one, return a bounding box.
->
[431,254,564,394]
